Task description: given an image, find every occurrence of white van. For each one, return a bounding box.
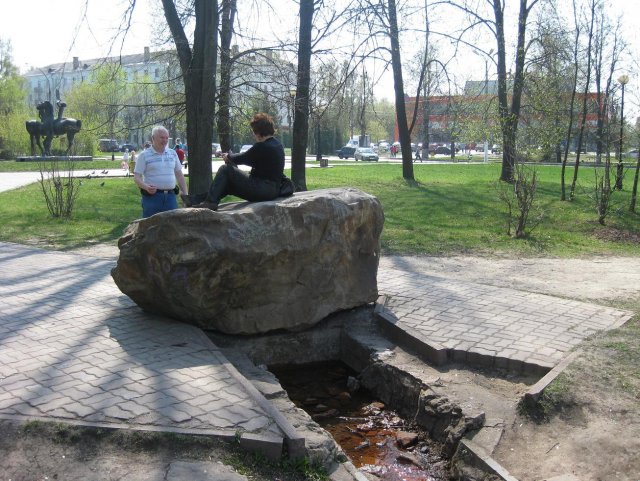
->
[378,141,390,152]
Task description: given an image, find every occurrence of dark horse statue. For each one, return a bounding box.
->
[26,100,82,156]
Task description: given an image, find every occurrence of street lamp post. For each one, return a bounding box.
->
[615,74,628,190]
[483,57,489,163]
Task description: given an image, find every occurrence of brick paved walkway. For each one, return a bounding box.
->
[377,258,632,374]
[0,241,633,462]
[0,242,301,458]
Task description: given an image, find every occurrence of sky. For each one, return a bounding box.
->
[2,0,154,71]
[1,0,638,115]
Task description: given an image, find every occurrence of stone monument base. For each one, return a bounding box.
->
[16,156,93,162]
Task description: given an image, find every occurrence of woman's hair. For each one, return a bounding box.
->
[250,113,276,137]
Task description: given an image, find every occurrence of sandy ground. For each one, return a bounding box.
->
[379,255,640,302]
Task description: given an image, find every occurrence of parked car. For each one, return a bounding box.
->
[378,141,390,152]
[239,144,252,154]
[335,146,356,159]
[430,146,451,155]
[119,143,137,152]
[491,144,502,154]
[354,147,379,162]
[212,143,222,156]
[98,139,119,152]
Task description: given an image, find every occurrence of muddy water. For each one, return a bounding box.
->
[270,361,448,481]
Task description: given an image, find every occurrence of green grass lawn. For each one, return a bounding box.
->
[0,163,637,256]
[307,163,639,256]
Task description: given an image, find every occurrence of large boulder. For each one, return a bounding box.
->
[111,187,384,335]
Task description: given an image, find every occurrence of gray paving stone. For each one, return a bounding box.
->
[4,242,302,453]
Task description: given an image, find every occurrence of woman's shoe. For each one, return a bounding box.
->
[180,194,192,207]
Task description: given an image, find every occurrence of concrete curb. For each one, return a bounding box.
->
[374,297,448,365]
[455,438,519,481]
[0,413,238,441]
[523,350,580,406]
[191,329,306,459]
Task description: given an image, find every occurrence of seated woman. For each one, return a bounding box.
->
[183,113,285,211]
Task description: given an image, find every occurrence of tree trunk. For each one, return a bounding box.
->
[630,150,640,212]
[217,0,236,153]
[291,0,313,191]
[493,0,511,182]
[388,0,414,180]
[570,0,596,201]
[316,120,322,162]
[162,0,218,195]
[422,73,430,160]
[359,67,367,146]
[561,23,580,200]
[496,0,535,183]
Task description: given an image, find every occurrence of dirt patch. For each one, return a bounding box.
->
[0,420,318,481]
[379,255,640,302]
[593,226,640,244]
[65,242,120,258]
[493,313,640,481]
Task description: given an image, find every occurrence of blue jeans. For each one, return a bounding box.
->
[141,192,178,218]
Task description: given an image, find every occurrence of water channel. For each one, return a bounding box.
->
[270,361,449,481]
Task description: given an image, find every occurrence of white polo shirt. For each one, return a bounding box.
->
[134,146,182,190]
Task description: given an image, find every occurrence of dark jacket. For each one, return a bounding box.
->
[229,137,285,182]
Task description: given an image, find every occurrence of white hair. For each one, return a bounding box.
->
[151,125,169,138]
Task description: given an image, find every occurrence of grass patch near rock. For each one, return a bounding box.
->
[4,163,636,257]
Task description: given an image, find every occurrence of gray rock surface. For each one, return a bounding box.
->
[111,187,384,335]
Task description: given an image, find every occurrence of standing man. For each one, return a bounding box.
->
[134,125,188,218]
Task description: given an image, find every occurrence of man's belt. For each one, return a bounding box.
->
[140,186,179,196]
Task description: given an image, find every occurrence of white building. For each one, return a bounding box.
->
[23,47,172,106]
[23,48,178,148]
[23,46,296,147]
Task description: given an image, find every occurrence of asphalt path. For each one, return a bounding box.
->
[0,153,501,194]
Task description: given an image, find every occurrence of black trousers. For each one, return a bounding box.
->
[192,164,280,204]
